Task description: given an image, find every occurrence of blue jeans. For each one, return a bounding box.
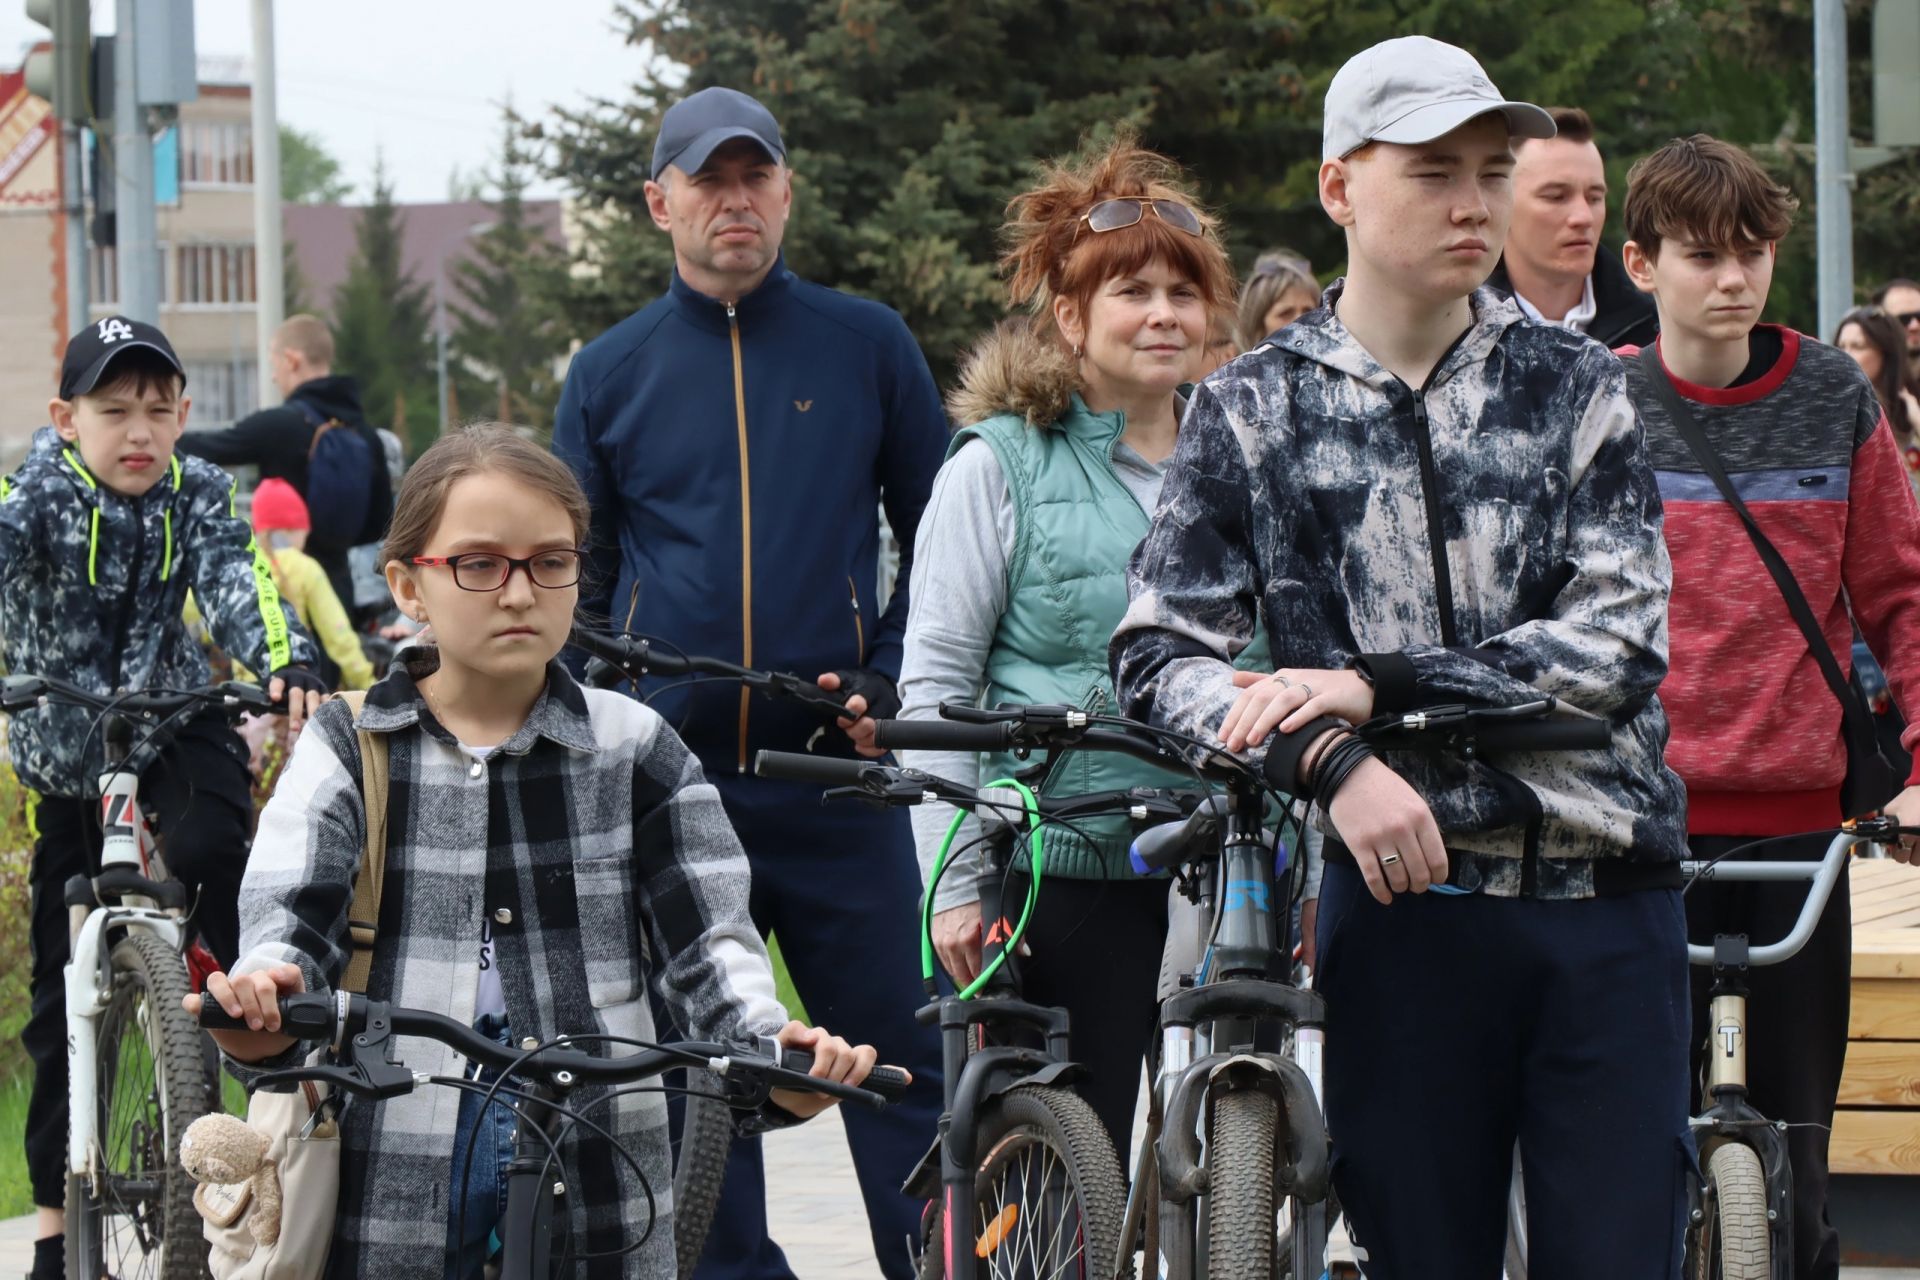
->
[445,1012,517,1280]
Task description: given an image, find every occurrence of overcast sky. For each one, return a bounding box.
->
[1,0,655,203]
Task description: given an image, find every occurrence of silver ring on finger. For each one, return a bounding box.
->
[1267,672,1292,687]
[1379,852,1402,866]
[1297,682,1313,698]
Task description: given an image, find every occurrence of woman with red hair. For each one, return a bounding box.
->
[896,133,1277,1154]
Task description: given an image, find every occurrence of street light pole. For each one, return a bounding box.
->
[1814,0,1855,340]
[249,0,284,408]
[112,0,159,322]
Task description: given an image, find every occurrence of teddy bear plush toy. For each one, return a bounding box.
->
[182,1112,284,1246]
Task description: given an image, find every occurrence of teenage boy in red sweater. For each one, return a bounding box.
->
[1618,134,1920,1280]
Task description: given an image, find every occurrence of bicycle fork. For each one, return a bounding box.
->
[1692,935,1794,1278]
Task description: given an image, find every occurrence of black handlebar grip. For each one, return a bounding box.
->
[1474,719,1611,752]
[752,750,877,786]
[781,1050,911,1102]
[871,718,1013,752]
[196,1001,251,1031]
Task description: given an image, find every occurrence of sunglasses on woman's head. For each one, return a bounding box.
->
[1080,197,1204,237]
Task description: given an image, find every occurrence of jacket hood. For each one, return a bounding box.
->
[289,374,367,424]
[1270,281,1527,389]
[947,316,1081,428]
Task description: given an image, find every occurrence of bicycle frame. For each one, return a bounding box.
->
[914,802,1090,1280]
[1134,777,1330,1280]
[1680,829,1862,1280]
[66,715,191,1189]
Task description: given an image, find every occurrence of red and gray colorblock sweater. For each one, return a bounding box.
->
[1621,326,1920,835]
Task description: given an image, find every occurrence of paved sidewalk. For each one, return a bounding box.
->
[6,1109,1919,1280]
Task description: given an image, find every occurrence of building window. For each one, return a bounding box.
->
[183,360,260,427]
[175,244,257,307]
[179,121,253,187]
[89,244,171,308]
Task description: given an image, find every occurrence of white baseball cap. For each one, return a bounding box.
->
[1322,36,1555,161]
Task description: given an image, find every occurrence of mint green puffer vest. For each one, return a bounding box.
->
[956,396,1272,881]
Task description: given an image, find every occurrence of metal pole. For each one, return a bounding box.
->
[112,0,158,323]
[435,273,449,434]
[60,119,88,330]
[1814,0,1854,341]
[249,0,284,408]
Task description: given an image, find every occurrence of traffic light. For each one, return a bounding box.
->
[22,0,93,123]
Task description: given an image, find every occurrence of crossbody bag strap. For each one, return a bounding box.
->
[328,690,389,995]
[1640,357,1876,746]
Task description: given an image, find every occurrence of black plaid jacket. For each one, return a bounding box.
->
[228,649,792,1278]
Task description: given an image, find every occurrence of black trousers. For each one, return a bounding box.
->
[23,716,253,1208]
[1314,861,1692,1280]
[1686,831,1851,1280]
[998,871,1170,1158]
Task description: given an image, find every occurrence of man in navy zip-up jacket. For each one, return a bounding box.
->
[553,87,946,1280]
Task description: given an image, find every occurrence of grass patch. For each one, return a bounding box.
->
[0,1071,32,1217]
[767,933,806,1024]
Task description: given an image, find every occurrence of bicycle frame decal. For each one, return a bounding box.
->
[1221,879,1269,913]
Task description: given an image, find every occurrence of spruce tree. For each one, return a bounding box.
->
[448,107,571,436]
[331,156,437,455]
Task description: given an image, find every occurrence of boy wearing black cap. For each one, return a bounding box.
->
[1113,36,1688,1278]
[4,317,324,1274]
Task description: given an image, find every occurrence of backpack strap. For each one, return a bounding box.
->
[330,691,389,995]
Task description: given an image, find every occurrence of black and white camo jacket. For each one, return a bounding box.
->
[1111,284,1686,899]
[0,426,318,797]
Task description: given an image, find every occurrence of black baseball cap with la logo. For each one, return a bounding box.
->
[59,315,187,400]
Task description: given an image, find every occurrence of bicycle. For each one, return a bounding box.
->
[570,624,859,1274]
[0,673,282,1280]
[1117,696,1608,1280]
[195,990,908,1277]
[1673,817,1900,1280]
[757,734,1200,1280]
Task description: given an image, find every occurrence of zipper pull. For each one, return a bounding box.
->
[726,303,737,322]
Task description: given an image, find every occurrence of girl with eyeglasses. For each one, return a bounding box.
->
[192,424,886,1279]
[894,133,1284,1155]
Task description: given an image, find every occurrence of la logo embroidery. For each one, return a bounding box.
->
[794,399,813,413]
[97,318,134,344]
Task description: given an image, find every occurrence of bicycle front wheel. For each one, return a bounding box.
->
[919,1084,1128,1280]
[68,929,212,1280]
[672,1086,735,1278]
[1687,1142,1770,1280]
[1206,1088,1279,1280]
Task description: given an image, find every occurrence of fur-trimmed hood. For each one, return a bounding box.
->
[946,316,1081,429]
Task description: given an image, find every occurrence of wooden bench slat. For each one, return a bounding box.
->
[1838,1042,1920,1105]
[1850,980,1920,1040]
[1830,1110,1920,1175]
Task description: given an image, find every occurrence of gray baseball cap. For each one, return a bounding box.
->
[1322,37,1555,161]
[651,87,786,180]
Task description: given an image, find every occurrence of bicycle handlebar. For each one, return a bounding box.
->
[198,991,908,1109]
[0,674,280,719]
[570,629,852,721]
[870,718,1015,753]
[1678,822,1909,967]
[1356,698,1611,754]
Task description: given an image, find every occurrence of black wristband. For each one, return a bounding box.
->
[1310,732,1375,806]
[1262,715,1346,794]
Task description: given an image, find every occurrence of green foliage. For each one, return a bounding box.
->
[544,0,1915,358]
[280,124,353,205]
[448,108,573,437]
[331,158,439,456]
[543,0,1309,381]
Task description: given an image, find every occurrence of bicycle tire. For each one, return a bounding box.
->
[68,929,212,1280]
[1688,1143,1770,1280]
[672,1086,735,1278]
[1206,1088,1279,1280]
[917,1084,1129,1280]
